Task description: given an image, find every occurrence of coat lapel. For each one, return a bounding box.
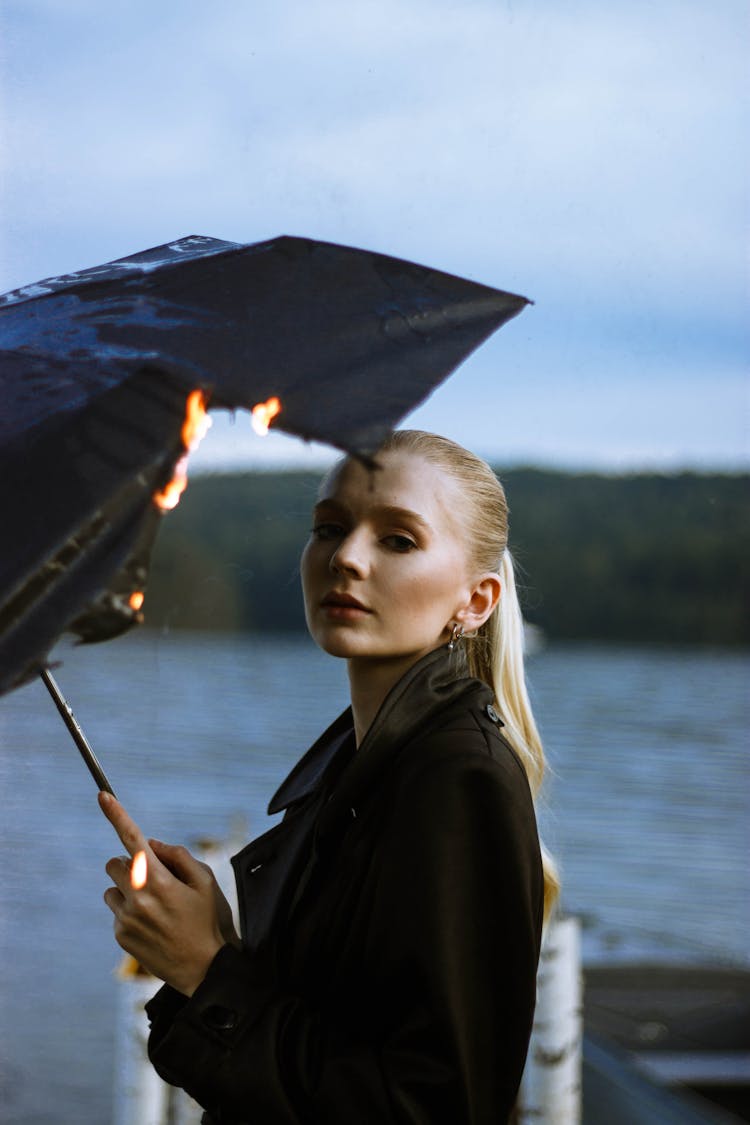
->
[267,711,354,814]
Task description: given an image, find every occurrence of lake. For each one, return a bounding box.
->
[0,633,747,1122]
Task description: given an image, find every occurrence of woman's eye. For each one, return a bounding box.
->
[382,534,417,552]
[311,523,344,541]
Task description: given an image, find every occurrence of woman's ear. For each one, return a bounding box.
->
[455,573,501,633]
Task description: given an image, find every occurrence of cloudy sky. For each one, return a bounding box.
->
[1,0,747,471]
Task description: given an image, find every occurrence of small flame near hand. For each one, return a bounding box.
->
[131,850,148,890]
[251,396,282,436]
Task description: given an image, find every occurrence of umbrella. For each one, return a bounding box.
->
[0,233,529,705]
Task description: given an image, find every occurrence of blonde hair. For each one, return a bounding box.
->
[376,430,559,917]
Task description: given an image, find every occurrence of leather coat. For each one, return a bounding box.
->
[145,645,544,1123]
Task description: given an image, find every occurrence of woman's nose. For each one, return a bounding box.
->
[329,529,369,576]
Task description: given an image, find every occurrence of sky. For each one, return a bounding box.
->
[0,0,747,472]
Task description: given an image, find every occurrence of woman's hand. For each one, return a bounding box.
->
[99,792,240,996]
[148,837,242,951]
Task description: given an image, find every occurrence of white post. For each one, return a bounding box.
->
[517,914,583,1124]
[112,960,170,1125]
[112,831,243,1124]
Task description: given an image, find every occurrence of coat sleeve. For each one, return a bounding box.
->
[146,737,543,1124]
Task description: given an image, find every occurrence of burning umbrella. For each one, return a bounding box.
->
[0,233,529,784]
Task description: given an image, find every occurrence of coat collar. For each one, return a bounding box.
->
[267,645,491,816]
[267,709,355,814]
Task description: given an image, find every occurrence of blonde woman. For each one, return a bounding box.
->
[101,431,556,1124]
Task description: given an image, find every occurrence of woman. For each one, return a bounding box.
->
[100,430,557,1124]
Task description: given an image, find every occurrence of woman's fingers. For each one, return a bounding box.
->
[148,839,206,887]
[98,791,149,859]
[102,885,125,915]
[104,854,135,894]
[149,840,239,946]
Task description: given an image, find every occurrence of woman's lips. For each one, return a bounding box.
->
[321,592,371,617]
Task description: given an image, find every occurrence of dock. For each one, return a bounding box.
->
[583,965,750,1123]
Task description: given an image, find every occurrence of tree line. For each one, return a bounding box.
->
[144,467,749,645]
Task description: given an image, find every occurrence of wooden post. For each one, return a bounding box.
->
[517,914,583,1124]
[112,965,170,1125]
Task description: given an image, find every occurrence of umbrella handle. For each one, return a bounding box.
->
[40,668,117,797]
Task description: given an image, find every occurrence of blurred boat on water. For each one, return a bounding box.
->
[523,621,546,655]
[582,965,750,1123]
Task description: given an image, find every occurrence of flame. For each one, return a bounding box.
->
[129,591,145,612]
[182,388,213,450]
[131,850,148,890]
[153,390,212,513]
[153,455,189,511]
[251,396,282,436]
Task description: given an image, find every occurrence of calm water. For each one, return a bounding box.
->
[0,633,748,1122]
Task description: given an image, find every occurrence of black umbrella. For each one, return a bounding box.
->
[0,233,529,711]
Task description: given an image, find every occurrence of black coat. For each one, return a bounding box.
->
[146,646,544,1124]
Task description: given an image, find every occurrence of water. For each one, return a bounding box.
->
[0,633,747,1122]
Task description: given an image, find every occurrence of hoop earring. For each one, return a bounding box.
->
[448,623,464,651]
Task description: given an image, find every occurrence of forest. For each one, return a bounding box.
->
[144,468,749,645]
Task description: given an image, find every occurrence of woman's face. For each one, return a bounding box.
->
[301,450,477,669]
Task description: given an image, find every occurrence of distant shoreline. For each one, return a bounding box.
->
[144,468,749,646]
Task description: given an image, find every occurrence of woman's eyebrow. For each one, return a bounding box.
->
[312,499,346,517]
[374,506,432,534]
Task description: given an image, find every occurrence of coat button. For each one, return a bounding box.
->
[201,1004,238,1031]
[485,703,503,725]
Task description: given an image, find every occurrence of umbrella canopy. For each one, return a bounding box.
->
[0,234,529,696]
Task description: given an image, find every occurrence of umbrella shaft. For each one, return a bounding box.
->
[40,669,117,796]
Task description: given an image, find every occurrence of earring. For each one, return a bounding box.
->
[448,623,464,651]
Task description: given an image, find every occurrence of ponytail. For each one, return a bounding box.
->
[466,552,560,918]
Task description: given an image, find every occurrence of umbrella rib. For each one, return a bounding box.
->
[0,514,108,633]
[0,479,152,636]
